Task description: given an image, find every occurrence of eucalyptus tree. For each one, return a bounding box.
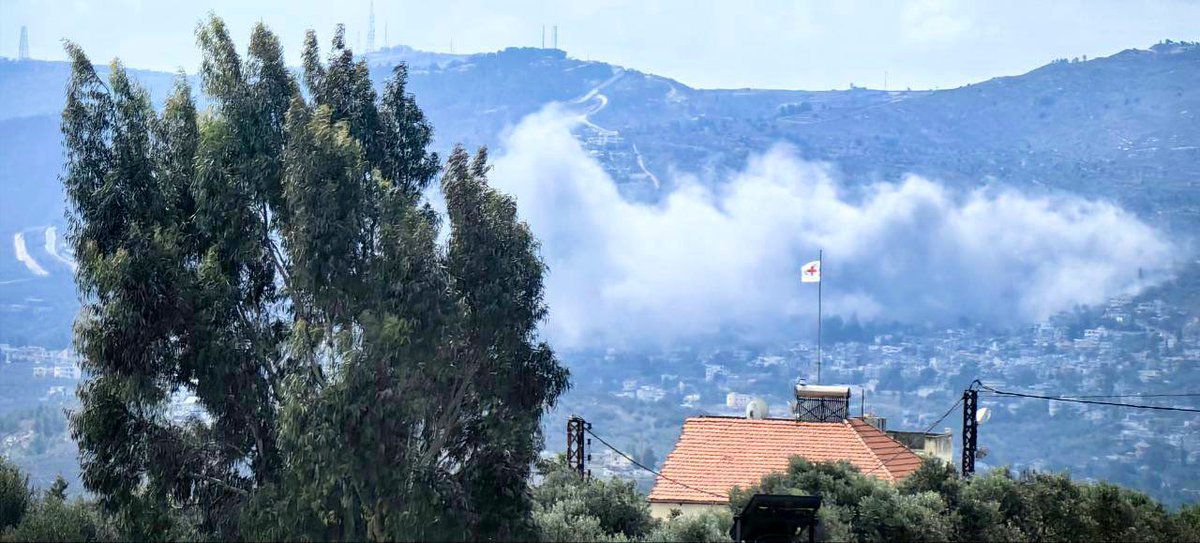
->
[62,16,567,541]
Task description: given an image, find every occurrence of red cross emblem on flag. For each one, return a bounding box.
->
[801,260,821,283]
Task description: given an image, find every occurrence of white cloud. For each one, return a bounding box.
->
[900,0,973,45]
[488,106,1176,349]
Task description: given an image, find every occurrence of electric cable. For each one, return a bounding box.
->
[584,425,729,500]
[978,383,1200,413]
[863,396,963,475]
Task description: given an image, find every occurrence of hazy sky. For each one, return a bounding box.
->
[2,0,1198,90]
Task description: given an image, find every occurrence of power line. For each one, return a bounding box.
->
[978,384,1200,413]
[864,397,963,476]
[583,426,728,500]
[1058,393,1200,399]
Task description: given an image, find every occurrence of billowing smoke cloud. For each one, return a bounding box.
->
[485,106,1176,349]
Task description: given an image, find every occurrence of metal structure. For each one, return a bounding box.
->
[962,387,978,477]
[792,384,850,423]
[731,494,821,543]
[18,26,29,61]
[366,0,375,53]
[816,249,822,383]
[566,416,591,479]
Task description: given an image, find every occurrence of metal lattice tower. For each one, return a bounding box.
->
[18,25,29,61]
[566,416,590,479]
[366,0,375,53]
[961,388,978,477]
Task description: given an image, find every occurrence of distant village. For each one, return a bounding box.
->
[553,294,1200,504]
[2,293,1198,503]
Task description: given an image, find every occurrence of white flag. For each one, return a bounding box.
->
[801,260,821,283]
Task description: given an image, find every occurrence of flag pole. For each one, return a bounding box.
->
[817,249,822,384]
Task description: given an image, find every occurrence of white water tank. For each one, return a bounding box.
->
[746,397,769,419]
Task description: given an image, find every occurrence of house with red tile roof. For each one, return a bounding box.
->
[647,415,923,519]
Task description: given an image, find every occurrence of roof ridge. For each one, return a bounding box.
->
[849,418,922,481]
[852,417,921,452]
[688,415,854,425]
[846,419,897,482]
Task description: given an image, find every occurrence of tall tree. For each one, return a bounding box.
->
[63,16,567,541]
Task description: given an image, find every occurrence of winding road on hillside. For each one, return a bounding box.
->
[13,231,48,277]
[569,67,662,189]
[43,227,76,272]
[9,226,77,278]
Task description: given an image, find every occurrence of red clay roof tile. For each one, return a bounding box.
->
[648,416,923,504]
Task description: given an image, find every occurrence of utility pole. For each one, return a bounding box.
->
[567,416,591,479]
[817,249,822,384]
[962,387,978,477]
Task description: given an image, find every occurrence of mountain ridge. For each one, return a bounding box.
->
[1,40,1199,346]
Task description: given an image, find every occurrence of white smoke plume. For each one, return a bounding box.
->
[484,106,1176,349]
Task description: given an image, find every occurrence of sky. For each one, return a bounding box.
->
[2,0,1198,90]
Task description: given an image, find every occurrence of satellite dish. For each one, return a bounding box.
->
[746,398,769,419]
[976,407,992,424]
[976,446,990,460]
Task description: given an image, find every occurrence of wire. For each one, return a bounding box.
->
[863,397,963,476]
[584,426,729,500]
[1056,393,1200,399]
[978,384,1200,413]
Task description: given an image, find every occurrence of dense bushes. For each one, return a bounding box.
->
[0,459,116,542]
[531,455,731,542]
[4,451,1200,541]
[729,456,1200,542]
[532,453,1200,542]
[0,459,29,533]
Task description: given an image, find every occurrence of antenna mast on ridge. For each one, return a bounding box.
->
[18,25,29,61]
[366,0,375,52]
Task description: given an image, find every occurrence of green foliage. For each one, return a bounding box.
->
[535,496,627,543]
[0,459,119,542]
[47,477,68,502]
[524,453,1200,543]
[0,459,30,532]
[1,493,120,543]
[61,15,566,542]
[532,455,657,541]
[730,456,1194,542]
[644,509,732,542]
[1177,503,1200,541]
[529,456,733,543]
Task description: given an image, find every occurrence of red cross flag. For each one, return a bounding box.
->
[801,260,821,283]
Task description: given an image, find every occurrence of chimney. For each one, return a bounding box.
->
[861,414,887,431]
